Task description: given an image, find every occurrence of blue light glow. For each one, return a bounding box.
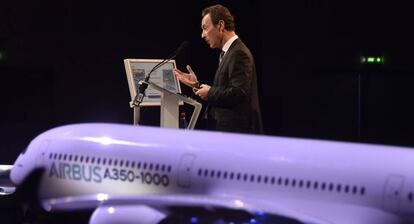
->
[255,210,265,216]
[190,217,198,223]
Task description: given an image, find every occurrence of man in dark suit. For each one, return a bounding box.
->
[174,4,263,134]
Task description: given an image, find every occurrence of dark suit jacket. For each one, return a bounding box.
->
[206,38,263,134]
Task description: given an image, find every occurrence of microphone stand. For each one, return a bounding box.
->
[131,42,187,108]
[130,42,188,125]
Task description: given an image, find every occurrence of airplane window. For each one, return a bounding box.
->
[58,154,62,160]
[278,177,283,185]
[250,174,255,182]
[223,171,228,179]
[198,169,202,176]
[131,161,135,168]
[167,165,172,172]
[80,156,84,162]
[313,182,318,189]
[298,180,303,188]
[91,157,95,164]
[271,177,275,184]
[352,186,357,194]
[69,155,73,161]
[264,176,268,184]
[102,158,107,165]
[284,178,289,186]
[306,181,311,189]
[243,174,248,182]
[408,192,413,201]
[360,187,365,195]
[120,160,124,167]
[257,175,262,183]
[204,169,208,177]
[210,170,215,178]
[97,158,101,165]
[337,184,342,192]
[155,164,159,171]
[114,160,118,166]
[291,179,296,187]
[217,171,221,178]
[230,172,234,180]
[49,153,53,159]
[125,161,129,167]
[63,154,67,161]
[108,159,112,166]
[149,163,153,170]
[344,185,349,193]
[321,182,326,190]
[138,162,142,169]
[54,154,58,159]
[329,183,334,191]
[74,155,78,162]
[160,164,165,171]
[85,157,89,163]
[143,163,147,169]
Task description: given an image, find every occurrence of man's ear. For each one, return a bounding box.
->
[219,20,225,32]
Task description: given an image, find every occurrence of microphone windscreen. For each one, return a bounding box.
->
[176,41,190,55]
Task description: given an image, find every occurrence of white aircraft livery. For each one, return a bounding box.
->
[7,123,414,224]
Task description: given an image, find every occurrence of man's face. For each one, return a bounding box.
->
[201,14,222,49]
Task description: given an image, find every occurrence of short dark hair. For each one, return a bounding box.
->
[202,4,235,31]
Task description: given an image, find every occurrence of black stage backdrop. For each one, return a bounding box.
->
[0,1,414,164]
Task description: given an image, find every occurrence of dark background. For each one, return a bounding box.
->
[1,0,414,165]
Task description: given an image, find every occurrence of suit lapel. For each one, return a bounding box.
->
[213,39,241,85]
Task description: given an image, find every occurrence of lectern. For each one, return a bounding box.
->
[124,59,201,129]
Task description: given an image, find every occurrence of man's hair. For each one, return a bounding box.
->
[202,4,235,31]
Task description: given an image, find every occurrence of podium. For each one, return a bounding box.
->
[124,58,201,129]
[131,81,201,129]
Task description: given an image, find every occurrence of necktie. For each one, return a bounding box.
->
[219,50,225,63]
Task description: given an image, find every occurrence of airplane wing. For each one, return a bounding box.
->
[40,193,401,224]
[41,193,305,223]
[43,194,401,224]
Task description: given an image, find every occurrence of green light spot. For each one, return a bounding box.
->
[361,56,385,64]
[0,52,4,61]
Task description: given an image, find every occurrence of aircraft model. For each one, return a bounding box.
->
[5,123,414,223]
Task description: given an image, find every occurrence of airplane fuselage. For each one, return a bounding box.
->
[10,123,414,223]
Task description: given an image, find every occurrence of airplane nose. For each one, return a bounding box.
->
[0,165,16,195]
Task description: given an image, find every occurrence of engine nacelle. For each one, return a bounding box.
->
[89,205,166,224]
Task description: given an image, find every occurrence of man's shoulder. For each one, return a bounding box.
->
[228,39,253,58]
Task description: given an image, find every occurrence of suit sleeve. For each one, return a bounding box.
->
[207,49,253,108]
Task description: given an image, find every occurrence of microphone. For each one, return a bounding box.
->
[132,41,189,107]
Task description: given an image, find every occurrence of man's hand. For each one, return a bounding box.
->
[195,84,210,100]
[174,65,199,88]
